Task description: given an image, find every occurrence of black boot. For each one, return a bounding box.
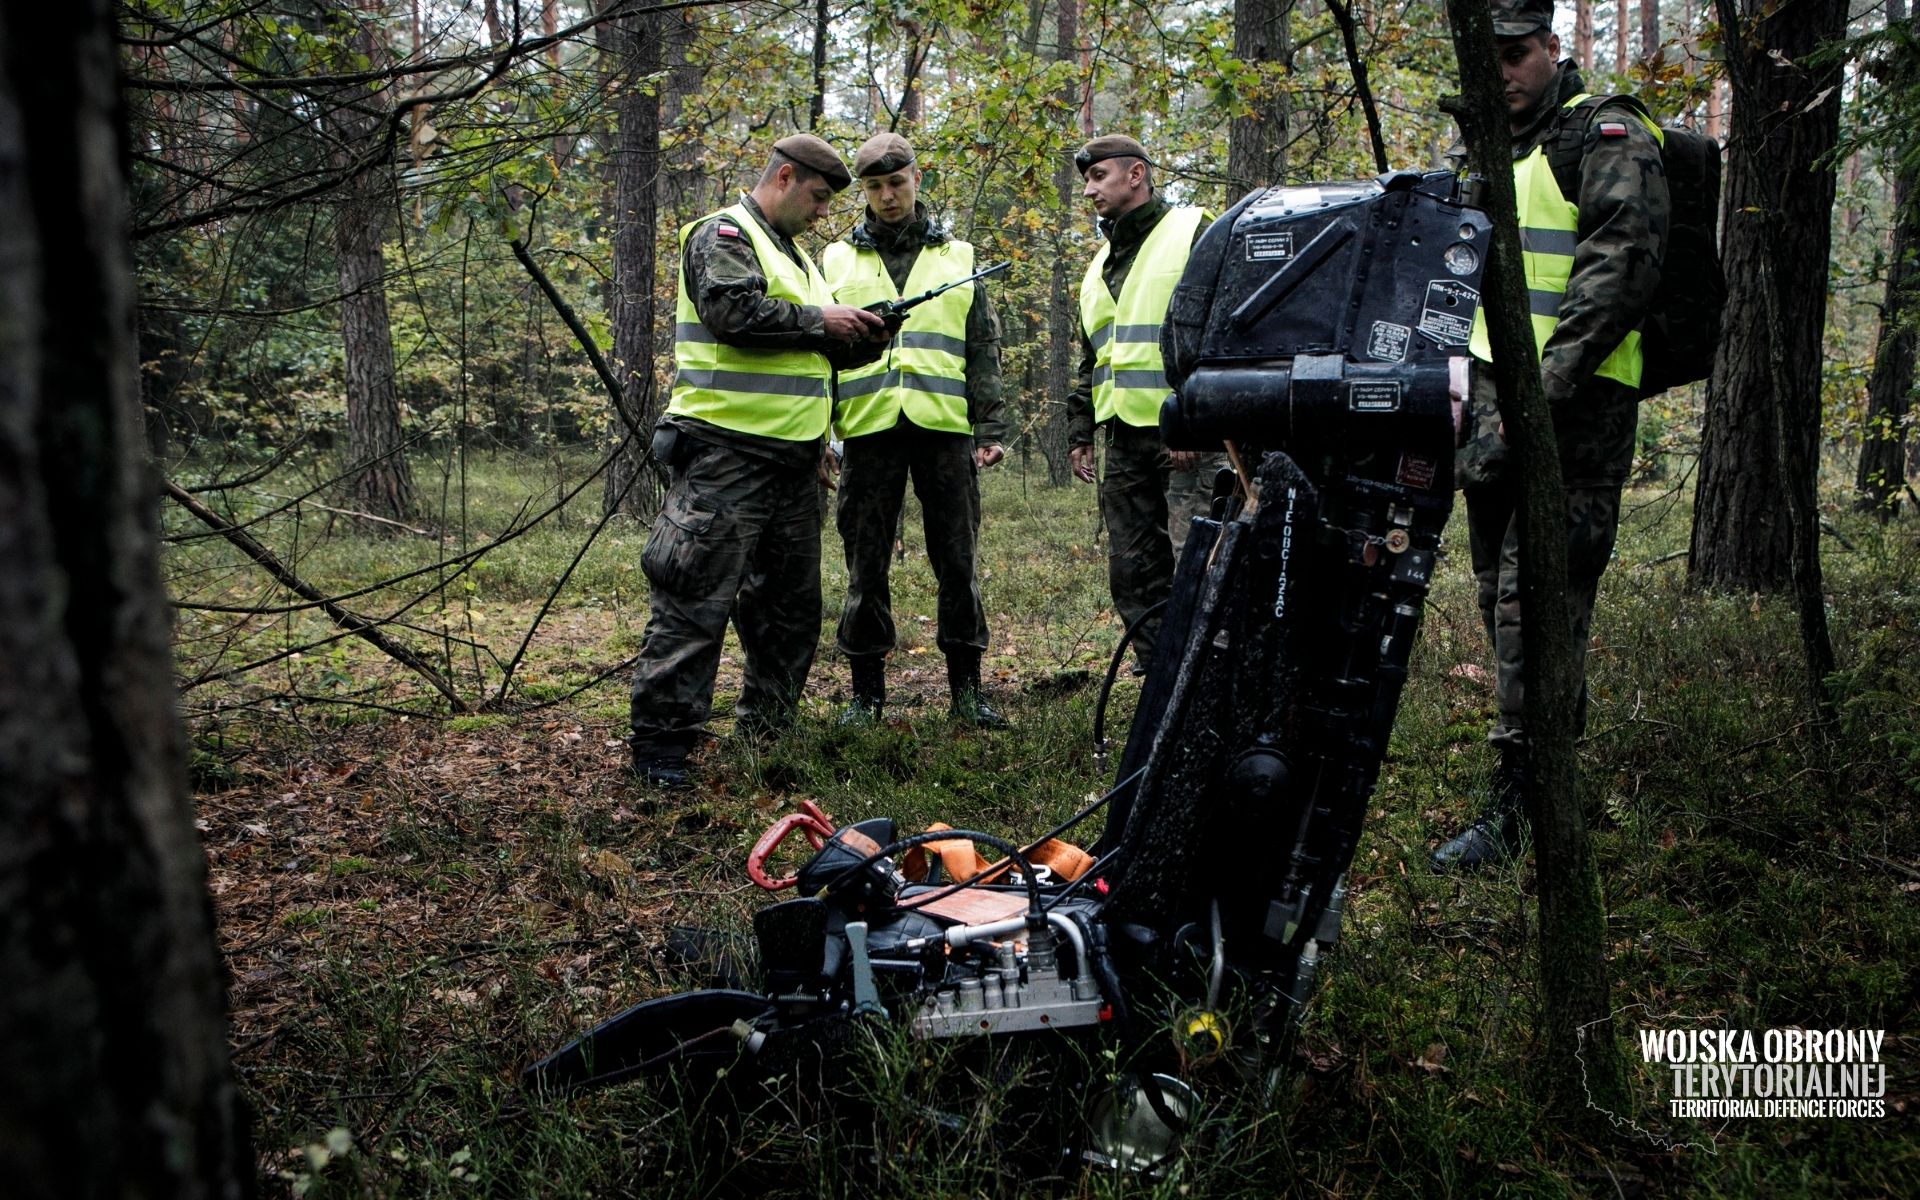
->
[628,737,692,791]
[947,650,1009,729]
[839,654,886,726]
[1430,747,1528,873]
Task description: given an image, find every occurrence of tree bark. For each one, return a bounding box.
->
[810,0,829,129]
[1855,4,1917,518]
[330,4,417,526]
[1445,0,1626,1122]
[602,4,667,520]
[659,7,707,216]
[899,19,927,126]
[1040,0,1081,486]
[1576,0,1595,70]
[1616,0,1629,73]
[1228,0,1294,199]
[1689,0,1849,593]
[1640,0,1660,63]
[0,1,252,1193]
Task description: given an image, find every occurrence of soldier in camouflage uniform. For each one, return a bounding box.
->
[824,133,1010,728]
[628,135,888,789]
[1065,135,1225,672]
[1432,0,1670,869]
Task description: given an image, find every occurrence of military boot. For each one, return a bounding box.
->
[838,654,886,726]
[1430,746,1528,873]
[946,649,1009,729]
[628,736,692,791]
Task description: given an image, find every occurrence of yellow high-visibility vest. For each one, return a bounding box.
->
[1467,95,1664,389]
[666,202,834,442]
[822,238,974,438]
[1080,205,1209,428]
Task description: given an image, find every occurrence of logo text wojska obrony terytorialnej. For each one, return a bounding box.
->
[1638,1026,1888,1119]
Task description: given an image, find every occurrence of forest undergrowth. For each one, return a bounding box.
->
[172,450,1920,1198]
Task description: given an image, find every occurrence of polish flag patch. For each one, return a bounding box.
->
[715,222,741,238]
[1597,121,1630,138]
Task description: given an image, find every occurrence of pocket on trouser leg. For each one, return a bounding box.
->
[1454,384,1508,490]
[641,490,728,598]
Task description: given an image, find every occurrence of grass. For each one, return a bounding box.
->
[176,447,1919,1197]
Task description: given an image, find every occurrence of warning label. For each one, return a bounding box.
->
[1367,321,1411,362]
[1417,280,1479,345]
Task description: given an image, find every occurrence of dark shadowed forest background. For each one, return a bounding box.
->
[3,0,1919,1195]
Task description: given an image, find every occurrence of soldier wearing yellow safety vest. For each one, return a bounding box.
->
[1065,135,1224,672]
[1431,0,1670,870]
[629,135,890,790]
[822,133,1010,729]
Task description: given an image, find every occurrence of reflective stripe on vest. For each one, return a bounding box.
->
[1467,95,1663,389]
[1080,205,1209,427]
[821,238,975,438]
[667,202,834,442]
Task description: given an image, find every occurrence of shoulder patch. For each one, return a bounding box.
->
[1596,121,1631,138]
[714,221,742,238]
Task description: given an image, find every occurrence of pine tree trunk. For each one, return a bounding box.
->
[1445,0,1626,1123]
[1576,0,1595,70]
[603,6,666,520]
[1689,0,1849,592]
[660,8,707,216]
[331,7,416,526]
[1227,0,1293,200]
[900,19,926,125]
[1640,0,1660,62]
[1855,3,1916,518]
[810,0,829,129]
[1040,0,1081,487]
[0,2,252,1192]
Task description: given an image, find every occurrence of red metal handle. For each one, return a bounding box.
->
[747,800,836,891]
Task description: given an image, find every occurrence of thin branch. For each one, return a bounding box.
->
[162,478,466,711]
[182,432,311,493]
[1326,0,1389,174]
[496,234,661,706]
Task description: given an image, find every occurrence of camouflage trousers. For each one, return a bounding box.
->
[836,421,988,657]
[1101,421,1227,665]
[1463,480,1624,750]
[629,439,823,755]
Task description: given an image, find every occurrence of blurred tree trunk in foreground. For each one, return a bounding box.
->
[0,0,252,1193]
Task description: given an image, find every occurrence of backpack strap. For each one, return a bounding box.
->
[1545,93,1653,204]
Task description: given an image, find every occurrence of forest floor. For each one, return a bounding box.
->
[169,449,1920,1197]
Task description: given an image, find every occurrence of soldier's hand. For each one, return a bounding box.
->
[1166,449,1202,472]
[974,443,1004,469]
[818,443,840,490]
[823,304,888,343]
[1069,443,1096,483]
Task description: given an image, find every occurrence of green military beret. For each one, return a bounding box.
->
[1490,0,1553,38]
[770,133,853,191]
[853,132,916,178]
[1074,134,1152,177]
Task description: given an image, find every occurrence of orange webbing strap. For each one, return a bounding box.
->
[901,822,1095,885]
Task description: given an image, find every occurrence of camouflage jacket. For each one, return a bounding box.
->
[671,195,885,468]
[841,203,1008,448]
[1066,195,1213,448]
[1454,62,1670,489]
